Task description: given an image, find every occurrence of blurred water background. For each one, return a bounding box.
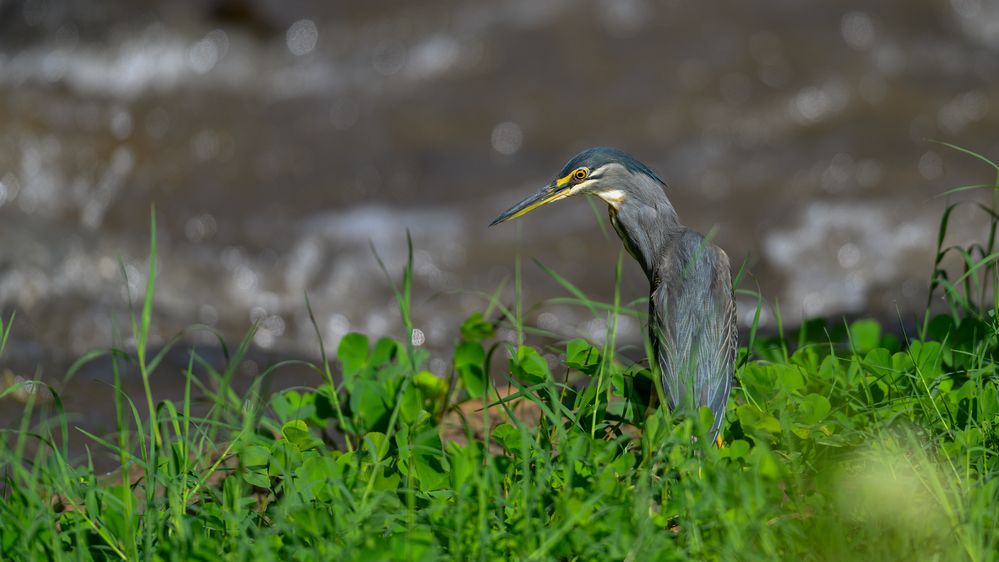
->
[1,0,998,388]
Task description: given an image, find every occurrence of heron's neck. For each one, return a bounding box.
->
[607,180,682,285]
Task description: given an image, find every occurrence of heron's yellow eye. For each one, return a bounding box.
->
[573,168,588,181]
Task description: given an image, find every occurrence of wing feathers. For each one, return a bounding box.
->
[652,233,736,441]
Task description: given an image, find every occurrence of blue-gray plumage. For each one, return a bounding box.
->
[490,147,736,442]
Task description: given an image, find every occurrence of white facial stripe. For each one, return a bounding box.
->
[597,189,626,208]
[567,180,593,196]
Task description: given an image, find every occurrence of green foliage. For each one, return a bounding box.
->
[337,332,369,391]
[2,149,999,560]
[509,345,551,384]
[459,312,494,342]
[4,307,999,560]
[453,341,486,398]
[566,338,601,374]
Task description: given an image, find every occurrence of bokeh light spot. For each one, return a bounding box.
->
[287,19,319,57]
[491,121,523,155]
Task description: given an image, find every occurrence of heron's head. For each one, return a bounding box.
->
[489,146,665,226]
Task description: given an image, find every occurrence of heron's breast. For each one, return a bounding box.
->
[608,206,644,266]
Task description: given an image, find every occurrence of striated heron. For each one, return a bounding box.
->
[490,147,736,443]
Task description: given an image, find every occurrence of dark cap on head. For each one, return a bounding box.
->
[558,147,665,186]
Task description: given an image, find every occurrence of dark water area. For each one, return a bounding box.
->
[1,0,999,437]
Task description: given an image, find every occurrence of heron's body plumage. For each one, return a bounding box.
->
[491,146,736,442]
[602,162,735,441]
[650,230,736,440]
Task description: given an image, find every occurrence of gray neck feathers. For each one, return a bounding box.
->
[608,171,682,283]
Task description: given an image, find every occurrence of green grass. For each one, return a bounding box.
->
[2,147,999,561]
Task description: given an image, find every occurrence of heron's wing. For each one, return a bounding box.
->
[652,234,736,439]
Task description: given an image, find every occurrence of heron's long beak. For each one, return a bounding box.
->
[489,181,574,226]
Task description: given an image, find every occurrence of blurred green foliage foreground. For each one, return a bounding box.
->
[2,146,999,561]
